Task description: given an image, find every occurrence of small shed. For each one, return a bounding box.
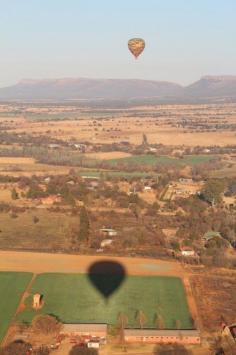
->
[32,293,42,309]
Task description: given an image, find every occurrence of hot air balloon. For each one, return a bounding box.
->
[128,38,145,59]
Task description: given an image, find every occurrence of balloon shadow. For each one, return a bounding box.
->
[88,260,126,300]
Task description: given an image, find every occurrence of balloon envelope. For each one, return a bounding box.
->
[128,38,145,59]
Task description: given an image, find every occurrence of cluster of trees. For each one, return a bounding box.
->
[200,179,226,205]
[20,174,88,205]
[0,131,63,146]
[0,341,50,355]
[32,314,62,335]
[69,347,98,355]
[153,344,192,355]
[0,315,61,355]
[94,185,146,209]
[79,207,90,242]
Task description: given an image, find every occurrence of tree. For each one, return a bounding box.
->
[142,133,148,146]
[117,312,128,347]
[11,188,19,200]
[33,346,50,355]
[175,319,181,330]
[78,206,90,242]
[154,304,165,330]
[201,179,225,205]
[209,335,236,355]
[0,340,31,355]
[26,184,45,199]
[33,216,39,224]
[153,344,192,355]
[32,314,61,335]
[136,310,147,329]
[69,347,98,355]
[155,314,165,329]
[117,312,128,329]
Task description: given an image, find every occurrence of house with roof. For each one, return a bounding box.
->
[60,324,107,338]
[222,323,236,342]
[180,247,196,257]
[202,231,222,242]
[124,329,201,345]
[100,228,118,237]
[202,231,230,249]
[40,194,62,205]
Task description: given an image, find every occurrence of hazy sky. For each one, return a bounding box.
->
[0,0,236,87]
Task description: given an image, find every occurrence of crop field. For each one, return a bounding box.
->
[18,273,193,329]
[0,272,32,342]
[79,170,155,178]
[85,151,132,160]
[105,154,217,167]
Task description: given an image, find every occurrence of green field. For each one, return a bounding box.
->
[0,272,32,342]
[18,273,193,329]
[106,154,217,167]
[79,170,155,178]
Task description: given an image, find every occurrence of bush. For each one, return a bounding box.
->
[32,314,62,335]
[69,346,98,355]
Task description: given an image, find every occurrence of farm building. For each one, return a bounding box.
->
[124,329,201,344]
[181,247,196,257]
[202,231,222,242]
[144,186,152,191]
[179,178,193,184]
[72,143,87,152]
[48,144,60,149]
[222,323,236,342]
[100,239,113,248]
[40,195,62,205]
[87,180,99,190]
[60,324,107,338]
[100,228,118,237]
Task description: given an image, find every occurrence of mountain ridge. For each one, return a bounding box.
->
[0,76,236,102]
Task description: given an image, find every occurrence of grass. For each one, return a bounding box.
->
[0,272,32,342]
[18,273,193,329]
[106,155,217,167]
[79,171,155,178]
[210,164,236,178]
[0,211,78,251]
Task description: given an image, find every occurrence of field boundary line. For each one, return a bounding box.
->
[1,273,36,347]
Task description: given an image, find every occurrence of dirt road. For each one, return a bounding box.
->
[0,250,183,276]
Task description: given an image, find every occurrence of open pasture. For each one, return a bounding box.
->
[18,273,193,330]
[105,154,217,167]
[0,272,32,342]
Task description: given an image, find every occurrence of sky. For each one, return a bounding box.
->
[0,0,236,87]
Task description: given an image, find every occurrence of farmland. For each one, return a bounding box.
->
[0,272,32,342]
[2,103,236,147]
[0,211,78,251]
[105,154,217,167]
[18,273,193,329]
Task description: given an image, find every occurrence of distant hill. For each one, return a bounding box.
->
[185,76,236,98]
[0,78,182,101]
[0,76,236,102]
